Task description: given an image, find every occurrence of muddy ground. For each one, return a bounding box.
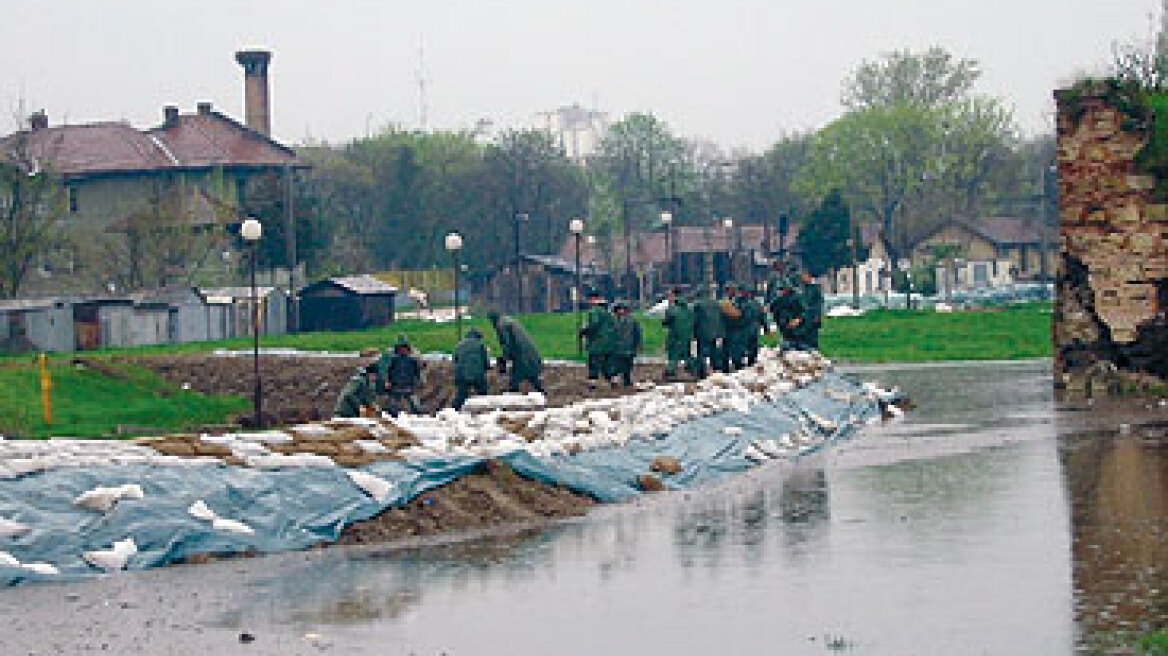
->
[336,460,595,545]
[125,354,672,428]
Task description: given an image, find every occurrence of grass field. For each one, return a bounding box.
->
[0,305,1051,438]
[0,361,247,439]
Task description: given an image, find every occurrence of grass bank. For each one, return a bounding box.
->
[0,361,247,439]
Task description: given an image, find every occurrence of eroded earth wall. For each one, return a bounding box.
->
[1054,83,1168,394]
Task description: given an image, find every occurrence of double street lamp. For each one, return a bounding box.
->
[240,217,264,429]
[444,232,464,340]
[569,218,586,355]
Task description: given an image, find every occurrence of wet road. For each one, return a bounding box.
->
[2,360,1166,655]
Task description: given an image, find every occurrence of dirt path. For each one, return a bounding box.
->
[128,354,673,428]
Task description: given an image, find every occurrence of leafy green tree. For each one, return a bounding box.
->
[796,190,855,278]
[842,46,981,110]
[0,160,65,298]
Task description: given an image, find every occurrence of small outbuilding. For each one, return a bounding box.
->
[0,299,75,353]
[298,275,397,332]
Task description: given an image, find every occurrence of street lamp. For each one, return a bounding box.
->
[240,217,263,429]
[444,232,464,340]
[897,257,912,310]
[660,211,674,286]
[569,218,586,356]
[722,217,735,288]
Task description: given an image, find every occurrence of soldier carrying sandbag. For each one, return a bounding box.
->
[377,335,424,416]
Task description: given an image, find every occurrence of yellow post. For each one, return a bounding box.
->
[38,353,52,426]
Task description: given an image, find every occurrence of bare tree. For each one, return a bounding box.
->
[0,124,66,298]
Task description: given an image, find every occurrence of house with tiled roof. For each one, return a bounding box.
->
[0,50,304,294]
[911,217,1057,283]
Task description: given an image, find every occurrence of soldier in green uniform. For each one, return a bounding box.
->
[377,335,424,416]
[661,287,695,380]
[611,300,642,387]
[488,311,545,393]
[765,260,790,308]
[333,364,380,418]
[723,284,751,372]
[797,270,825,349]
[578,291,617,385]
[769,281,805,347]
[452,328,489,410]
[738,286,771,366]
[692,286,727,378]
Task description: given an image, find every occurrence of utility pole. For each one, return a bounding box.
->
[513,212,527,313]
[284,164,298,332]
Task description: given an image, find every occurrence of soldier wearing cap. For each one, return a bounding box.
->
[768,279,805,347]
[377,335,424,416]
[692,285,727,377]
[797,270,825,349]
[723,284,751,371]
[452,327,489,410]
[611,300,642,387]
[333,363,381,418]
[737,285,770,366]
[579,290,617,385]
[661,287,695,380]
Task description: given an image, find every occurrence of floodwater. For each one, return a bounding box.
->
[2,360,1167,655]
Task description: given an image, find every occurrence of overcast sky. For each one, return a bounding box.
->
[0,0,1157,150]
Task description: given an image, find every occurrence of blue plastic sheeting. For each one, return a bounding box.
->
[0,373,879,587]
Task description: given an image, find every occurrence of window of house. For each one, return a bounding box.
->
[68,186,78,213]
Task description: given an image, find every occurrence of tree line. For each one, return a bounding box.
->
[1,46,1056,297]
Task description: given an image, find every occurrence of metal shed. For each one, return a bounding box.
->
[197,287,289,337]
[298,275,397,332]
[0,299,75,353]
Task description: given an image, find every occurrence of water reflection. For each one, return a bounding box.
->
[1060,422,1168,651]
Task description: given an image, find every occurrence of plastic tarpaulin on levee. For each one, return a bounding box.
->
[0,373,879,586]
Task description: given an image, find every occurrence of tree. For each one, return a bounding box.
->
[796,190,855,279]
[842,47,981,110]
[0,160,65,298]
[594,113,690,284]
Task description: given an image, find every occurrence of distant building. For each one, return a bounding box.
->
[480,254,608,314]
[299,275,397,332]
[912,217,1057,283]
[532,103,609,160]
[0,50,305,295]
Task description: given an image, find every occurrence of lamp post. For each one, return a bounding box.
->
[513,212,528,313]
[722,217,735,289]
[444,232,464,341]
[897,258,912,310]
[849,236,860,310]
[660,211,674,286]
[570,218,585,356]
[240,217,263,429]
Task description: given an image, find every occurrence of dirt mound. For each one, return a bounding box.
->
[335,460,594,545]
[130,354,673,428]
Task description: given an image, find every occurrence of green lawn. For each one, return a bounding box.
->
[0,361,247,439]
[0,305,1051,439]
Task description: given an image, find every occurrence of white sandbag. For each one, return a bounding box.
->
[744,444,769,463]
[0,516,30,539]
[212,518,255,535]
[188,500,217,522]
[22,562,58,575]
[347,470,394,503]
[82,538,138,571]
[722,426,744,437]
[354,440,389,454]
[0,551,19,567]
[74,484,145,513]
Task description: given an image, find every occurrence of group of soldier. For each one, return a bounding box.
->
[333,260,823,417]
[333,311,547,418]
[657,260,824,380]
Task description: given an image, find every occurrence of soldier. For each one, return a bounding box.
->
[797,270,825,349]
[661,287,695,380]
[579,290,617,385]
[333,364,380,418]
[765,259,790,307]
[488,311,545,393]
[769,281,805,347]
[738,286,771,366]
[723,285,750,372]
[452,327,489,411]
[377,335,424,416]
[692,286,727,377]
[611,300,642,387]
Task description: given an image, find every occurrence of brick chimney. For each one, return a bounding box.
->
[234,49,272,136]
[197,101,213,116]
[163,105,179,127]
[29,110,48,131]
